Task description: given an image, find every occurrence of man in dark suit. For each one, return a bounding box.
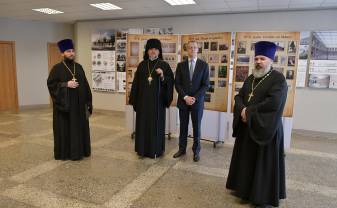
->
[173,41,210,162]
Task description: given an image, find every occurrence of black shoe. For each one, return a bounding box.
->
[173,150,186,158]
[193,154,200,162]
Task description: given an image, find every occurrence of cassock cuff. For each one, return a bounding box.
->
[60,82,68,88]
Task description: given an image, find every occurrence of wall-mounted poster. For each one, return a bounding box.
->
[181,32,231,112]
[309,31,337,89]
[91,30,116,91]
[296,31,310,87]
[232,32,300,117]
[92,71,115,92]
[91,28,144,93]
[126,34,179,104]
[144,27,173,35]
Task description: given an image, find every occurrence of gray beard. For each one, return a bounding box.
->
[253,65,272,78]
[149,55,158,61]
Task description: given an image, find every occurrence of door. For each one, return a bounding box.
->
[47,43,62,104]
[0,41,18,112]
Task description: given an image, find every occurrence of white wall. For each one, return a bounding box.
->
[0,18,73,107]
[75,9,337,133]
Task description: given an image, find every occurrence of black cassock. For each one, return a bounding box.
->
[226,69,288,207]
[129,59,174,158]
[47,61,92,160]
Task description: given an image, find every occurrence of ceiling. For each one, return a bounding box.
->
[0,0,337,23]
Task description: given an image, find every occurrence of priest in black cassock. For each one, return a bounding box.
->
[129,39,174,158]
[226,41,288,208]
[47,39,92,161]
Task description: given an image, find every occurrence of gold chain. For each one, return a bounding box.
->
[62,61,76,81]
[248,70,272,102]
[147,59,159,85]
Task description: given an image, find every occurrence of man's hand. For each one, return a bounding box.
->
[67,80,79,88]
[241,107,247,123]
[184,96,196,106]
[156,68,164,79]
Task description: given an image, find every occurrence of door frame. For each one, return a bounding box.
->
[0,41,19,112]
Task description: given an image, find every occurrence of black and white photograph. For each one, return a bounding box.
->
[116,40,126,53]
[208,81,215,93]
[198,42,203,53]
[235,66,249,82]
[237,55,250,64]
[299,45,309,59]
[92,30,116,50]
[288,40,297,53]
[117,61,126,72]
[211,41,218,51]
[221,54,228,63]
[250,42,256,51]
[116,29,128,40]
[210,65,215,78]
[288,56,296,66]
[204,42,209,50]
[286,69,295,80]
[219,43,229,50]
[237,41,246,54]
[117,54,126,61]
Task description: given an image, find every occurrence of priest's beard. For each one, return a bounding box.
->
[149,55,158,61]
[64,55,75,63]
[253,63,272,78]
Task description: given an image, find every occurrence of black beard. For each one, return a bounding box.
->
[64,56,74,63]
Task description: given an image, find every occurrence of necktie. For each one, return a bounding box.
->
[189,59,194,80]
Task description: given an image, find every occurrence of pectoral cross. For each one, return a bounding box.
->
[248,92,254,102]
[148,76,153,85]
[72,77,77,82]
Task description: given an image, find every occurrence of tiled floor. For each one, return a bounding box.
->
[0,108,337,208]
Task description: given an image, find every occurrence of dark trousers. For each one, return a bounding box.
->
[178,107,203,154]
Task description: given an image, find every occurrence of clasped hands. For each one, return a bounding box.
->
[67,80,79,88]
[184,96,196,106]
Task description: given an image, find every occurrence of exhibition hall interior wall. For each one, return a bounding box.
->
[75,10,337,134]
[1,10,336,133]
[0,17,74,107]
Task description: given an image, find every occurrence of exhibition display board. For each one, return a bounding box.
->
[232,32,300,117]
[125,34,179,104]
[181,33,231,112]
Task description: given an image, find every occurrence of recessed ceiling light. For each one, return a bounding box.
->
[90,3,122,10]
[163,0,196,6]
[32,8,64,15]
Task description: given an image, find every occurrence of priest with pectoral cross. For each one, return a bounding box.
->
[129,39,174,158]
[47,39,92,161]
[226,41,288,208]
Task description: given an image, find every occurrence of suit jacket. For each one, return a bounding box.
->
[175,58,210,110]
